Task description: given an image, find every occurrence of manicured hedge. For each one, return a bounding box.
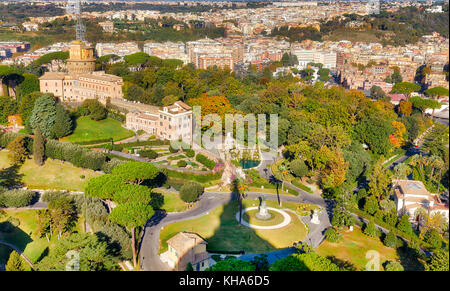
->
[163,168,222,183]
[139,149,158,159]
[45,140,106,171]
[99,139,170,151]
[195,154,216,170]
[0,189,37,208]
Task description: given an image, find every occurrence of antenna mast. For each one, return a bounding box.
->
[66,0,86,41]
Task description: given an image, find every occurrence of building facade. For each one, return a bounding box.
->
[393,179,449,222]
[125,101,193,142]
[39,40,124,103]
[161,232,212,271]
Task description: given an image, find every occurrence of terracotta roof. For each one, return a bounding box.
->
[39,72,66,80]
[137,113,158,121]
[394,180,431,196]
[166,232,207,254]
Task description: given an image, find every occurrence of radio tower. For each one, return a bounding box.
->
[66,0,85,41]
[367,0,380,15]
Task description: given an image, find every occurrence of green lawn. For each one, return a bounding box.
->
[0,150,101,191]
[0,209,84,266]
[61,116,134,144]
[152,189,187,213]
[316,227,400,271]
[159,199,308,254]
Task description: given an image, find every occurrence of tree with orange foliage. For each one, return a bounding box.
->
[391,120,406,147]
[188,95,234,120]
[398,100,412,116]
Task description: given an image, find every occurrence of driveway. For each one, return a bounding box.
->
[139,150,331,271]
[139,188,331,270]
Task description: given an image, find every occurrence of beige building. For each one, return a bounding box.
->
[39,40,124,103]
[66,40,96,75]
[125,101,192,142]
[160,232,212,271]
[98,21,115,33]
[393,179,449,222]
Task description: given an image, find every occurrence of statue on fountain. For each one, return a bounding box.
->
[311,209,320,224]
[256,194,271,220]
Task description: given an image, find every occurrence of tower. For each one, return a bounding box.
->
[66,0,85,41]
[66,40,95,75]
[367,0,380,15]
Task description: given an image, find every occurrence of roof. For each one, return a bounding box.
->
[387,94,407,101]
[166,232,207,254]
[394,179,430,196]
[39,72,67,80]
[77,72,122,82]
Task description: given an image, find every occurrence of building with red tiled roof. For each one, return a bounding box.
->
[160,232,212,271]
[393,179,449,222]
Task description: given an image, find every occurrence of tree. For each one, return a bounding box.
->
[363,220,378,237]
[48,197,77,240]
[33,127,44,166]
[82,99,107,121]
[17,73,39,98]
[85,174,124,201]
[425,251,449,271]
[36,233,118,271]
[51,104,72,138]
[109,202,155,268]
[5,251,27,271]
[385,261,404,271]
[18,92,45,132]
[28,94,57,138]
[269,253,341,271]
[368,157,392,201]
[398,100,412,116]
[424,86,449,100]
[252,254,269,271]
[409,97,441,119]
[355,116,393,155]
[7,135,28,165]
[364,196,379,215]
[112,184,152,205]
[206,257,256,271]
[325,227,340,242]
[185,262,194,271]
[393,163,411,180]
[112,161,159,185]
[179,181,204,203]
[383,231,398,248]
[397,214,413,235]
[424,229,442,250]
[370,85,386,100]
[390,82,421,97]
[289,159,308,177]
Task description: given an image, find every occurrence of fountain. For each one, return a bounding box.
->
[310,209,320,224]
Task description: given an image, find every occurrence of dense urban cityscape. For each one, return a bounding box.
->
[0,0,448,275]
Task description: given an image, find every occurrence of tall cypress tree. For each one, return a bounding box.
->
[33,127,44,166]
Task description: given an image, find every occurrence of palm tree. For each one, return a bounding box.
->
[436,162,444,195]
[278,164,289,207]
[393,163,411,180]
[430,157,445,194]
[409,154,427,180]
[414,207,428,232]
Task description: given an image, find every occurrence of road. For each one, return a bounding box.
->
[139,149,332,271]
[139,152,332,271]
